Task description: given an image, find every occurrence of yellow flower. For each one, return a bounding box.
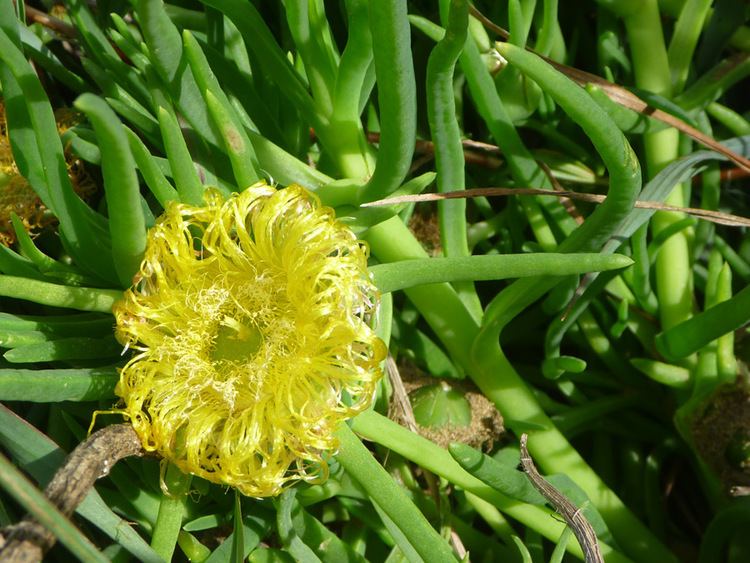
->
[114,183,386,497]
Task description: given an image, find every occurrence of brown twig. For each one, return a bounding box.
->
[519,434,604,563]
[386,356,419,433]
[691,165,750,185]
[538,159,585,225]
[718,166,749,183]
[0,424,143,562]
[367,132,505,170]
[543,54,750,172]
[24,5,77,38]
[362,187,750,228]
[468,5,509,39]
[384,358,466,554]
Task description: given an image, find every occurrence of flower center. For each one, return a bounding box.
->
[211,316,264,363]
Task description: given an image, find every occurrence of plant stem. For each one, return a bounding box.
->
[150,464,192,561]
[0,275,122,313]
[369,253,633,294]
[366,220,673,561]
[360,0,416,200]
[622,0,693,331]
[428,0,481,318]
[367,41,677,560]
[334,422,457,562]
[351,411,632,563]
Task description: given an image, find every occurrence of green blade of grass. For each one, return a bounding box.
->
[276,490,321,562]
[0,406,161,562]
[156,105,204,205]
[0,275,121,312]
[135,0,219,145]
[0,29,117,282]
[231,492,245,563]
[125,127,179,207]
[0,367,118,401]
[19,26,87,93]
[0,451,110,563]
[335,422,457,563]
[3,336,122,363]
[204,511,271,563]
[370,253,633,294]
[546,135,750,358]
[448,443,545,505]
[284,0,337,116]
[351,410,631,562]
[67,0,151,107]
[245,128,334,190]
[9,215,100,286]
[182,30,260,188]
[80,58,162,147]
[151,463,192,562]
[275,489,364,563]
[359,0,417,200]
[74,94,147,288]
[427,0,480,318]
[656,281,750,361]
[0,246,49,281]
[0,311,112,334]
[330,0,376,176]
[196,36,286,144]
[200,0,325,135]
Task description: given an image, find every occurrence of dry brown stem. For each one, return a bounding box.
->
[519,434,603,563]
[0,424,143,562]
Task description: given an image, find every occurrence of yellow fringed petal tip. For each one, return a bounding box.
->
[114,182,386,497]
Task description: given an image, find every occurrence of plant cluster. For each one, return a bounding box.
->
[0,1,749,562]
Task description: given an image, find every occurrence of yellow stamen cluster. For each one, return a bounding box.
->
[114,183,385,497]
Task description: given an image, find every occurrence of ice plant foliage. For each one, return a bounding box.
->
[0,101,47,246]
[0,102,94,246]
[114,183,385,497]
